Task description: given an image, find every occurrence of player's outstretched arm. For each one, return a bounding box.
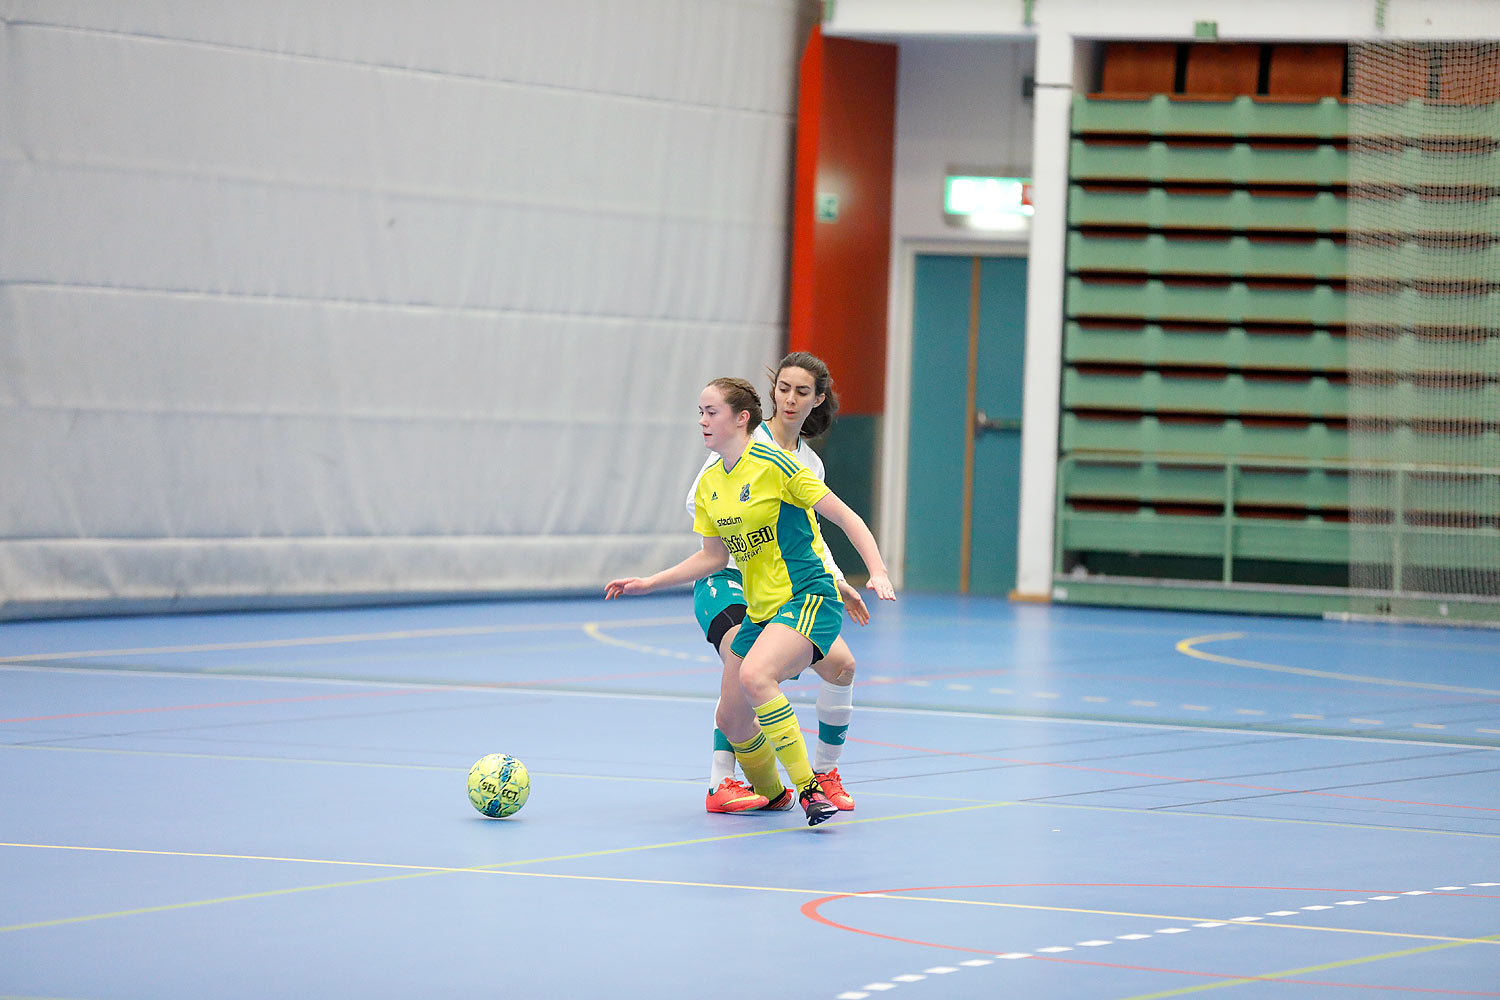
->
[837,579,870,626]
[604,536,730,600]
[813,492,895,602]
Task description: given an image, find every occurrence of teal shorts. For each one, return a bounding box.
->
[692,569,746,643]
[728,591,844,663]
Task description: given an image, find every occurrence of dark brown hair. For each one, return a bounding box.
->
[768,351,838,439]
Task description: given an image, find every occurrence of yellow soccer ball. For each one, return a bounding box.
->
[466,753,530,818]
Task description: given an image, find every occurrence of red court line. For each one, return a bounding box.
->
[846,734,1500,814]
[802,883,1500,995]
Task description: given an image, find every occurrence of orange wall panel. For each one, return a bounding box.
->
[789,29,897,416]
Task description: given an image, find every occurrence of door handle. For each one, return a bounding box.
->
[975,409,1021,434]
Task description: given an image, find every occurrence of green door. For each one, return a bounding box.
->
[905,253,1028,594]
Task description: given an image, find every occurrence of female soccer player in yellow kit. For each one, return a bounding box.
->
[606,376,895,826]
[684,353,865,815]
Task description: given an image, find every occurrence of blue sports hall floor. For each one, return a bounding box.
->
[2,592,1497,999]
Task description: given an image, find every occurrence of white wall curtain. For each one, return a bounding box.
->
[0,0,810,617]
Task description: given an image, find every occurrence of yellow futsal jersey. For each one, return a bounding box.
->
[692,441,841,623]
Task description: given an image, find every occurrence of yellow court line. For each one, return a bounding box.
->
[0,800,1012,934]
[1176,633,1500,697]
[581,621,713,660]
[0,866,450,934]
[1115,931,1500,1000]
[0,616,696,664]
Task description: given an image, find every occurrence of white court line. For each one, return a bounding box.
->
[0,616,696,664]
[830,880,1500,999]
[7,656,1497,752]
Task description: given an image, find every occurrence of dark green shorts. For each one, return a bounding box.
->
[728,591,843,663]
[692,569,746,644]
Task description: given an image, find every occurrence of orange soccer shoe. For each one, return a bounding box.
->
[814,768,854,811]
[706,778,769,813]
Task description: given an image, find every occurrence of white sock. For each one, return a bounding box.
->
[710,749,736,787]
[813,680,853,773]
[710,700,737,788]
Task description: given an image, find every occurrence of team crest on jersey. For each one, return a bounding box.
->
[710,491,717,500]
[739,485,750,502]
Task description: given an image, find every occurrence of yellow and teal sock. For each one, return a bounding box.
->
[754,693,816,790]
[729,731,784,800]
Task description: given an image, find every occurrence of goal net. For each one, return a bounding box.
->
[1345,42,1500,623]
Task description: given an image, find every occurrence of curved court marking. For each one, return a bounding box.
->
[1001,616,1500,655]
[581,621,715,662]
[807,883,1500,999]
[804,882,1500,948]
[1176,633,1500,697]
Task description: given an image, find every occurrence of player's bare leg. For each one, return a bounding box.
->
[740,624,836,826]
[707,627,773,812]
